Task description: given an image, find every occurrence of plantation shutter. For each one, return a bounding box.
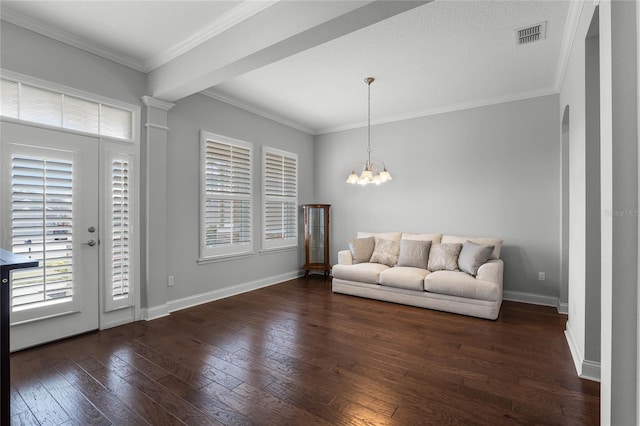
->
[105,152,134,311]
[10,155,74,311]
[200,132,253,259]
[263,148,298,250]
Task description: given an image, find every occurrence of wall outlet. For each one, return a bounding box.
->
[538,272,546,281]
[168,275,174,286]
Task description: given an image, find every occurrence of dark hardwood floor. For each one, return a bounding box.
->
[9,278,599,425]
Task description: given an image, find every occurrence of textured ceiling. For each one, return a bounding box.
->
[0,1,574,134]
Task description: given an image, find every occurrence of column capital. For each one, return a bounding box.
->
[141,95,175,111]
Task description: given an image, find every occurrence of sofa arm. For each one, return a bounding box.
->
[476,259,504,289]
[338,250,354,265]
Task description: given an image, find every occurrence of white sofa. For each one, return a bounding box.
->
[331,232,504,320]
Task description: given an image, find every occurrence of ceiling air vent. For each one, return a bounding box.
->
[516,21,547,45]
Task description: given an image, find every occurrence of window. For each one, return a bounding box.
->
[262,147,298,250]
[200,131,253,259]
[0,78,132,140]
[104,150,135,311]
[10,155,74,311]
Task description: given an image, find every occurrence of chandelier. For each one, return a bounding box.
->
[346,77,392,186]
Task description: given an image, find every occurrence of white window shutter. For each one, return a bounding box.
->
[263,148,298,250]
[200,132,253,259]
[105,152,134,311]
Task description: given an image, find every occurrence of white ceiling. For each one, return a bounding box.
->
[0,0,577,135]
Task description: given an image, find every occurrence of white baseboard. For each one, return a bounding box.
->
[147,270,304,316]
[141,303,170,321]
[581,360,601,382]
[557,301,569,315]
[503,290,559,308]
[565,323,601,382]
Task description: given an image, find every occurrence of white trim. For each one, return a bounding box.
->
[262,146,299,251]
[503,290,559,309]
[200,90,315,135]
[141,304,170,321]
[0,69,142,331]
[199,131,254,260]
[0,8,144,71]
[565,322,601,382]
[565,323,584,375]
[141,95,175,111]
[554,0,585,91]
[145,1,278,71]
[167,271,303,314]
[1,69,140,117]
[582,360,601,382]
[145,123,170,131]
[557,301,569,315]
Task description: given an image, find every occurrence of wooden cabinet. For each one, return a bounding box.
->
[302,204,331,279]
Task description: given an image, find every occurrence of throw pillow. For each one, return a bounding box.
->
[427,243,463,271]
[347,237,375,264]
[370,238,401,267]
[458,240,495,276]
[397,239,431,269]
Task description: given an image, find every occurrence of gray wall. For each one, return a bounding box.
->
[0,21,146,106]
[165,93,315,300]
[315,94,561,299]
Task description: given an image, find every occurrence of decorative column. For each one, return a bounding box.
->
[141,96,174,319]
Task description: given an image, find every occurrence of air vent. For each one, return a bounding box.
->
[516,21,547,45]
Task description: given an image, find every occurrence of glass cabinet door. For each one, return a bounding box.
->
[303,204,330,279]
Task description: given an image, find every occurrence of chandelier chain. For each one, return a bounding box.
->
[367,78,372,164]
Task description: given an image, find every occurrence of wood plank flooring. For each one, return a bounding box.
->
[9,278,599,425]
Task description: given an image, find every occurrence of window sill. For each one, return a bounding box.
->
[259,245,299,255]
[197,252,255,264]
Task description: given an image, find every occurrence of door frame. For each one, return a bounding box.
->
[0,69,141,337]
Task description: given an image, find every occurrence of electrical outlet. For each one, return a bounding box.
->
[538,272,545,281]
[168,275,174,286]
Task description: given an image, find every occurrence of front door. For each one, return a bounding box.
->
[1,121,100,351]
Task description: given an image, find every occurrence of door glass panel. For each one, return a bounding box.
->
[111,158,130,300]
[10,155,73,311]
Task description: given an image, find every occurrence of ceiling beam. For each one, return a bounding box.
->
[147,0,430,102]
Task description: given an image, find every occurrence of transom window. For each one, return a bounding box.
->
[0,78,133,140]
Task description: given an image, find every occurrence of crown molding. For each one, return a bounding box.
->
[553,0,585,91]
[0,7,145,72]
[1,1,278,74]
[144,0,279,71]
[200,89,316,135]
[316,86,560,135]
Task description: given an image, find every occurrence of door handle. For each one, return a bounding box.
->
[82,239,97,247]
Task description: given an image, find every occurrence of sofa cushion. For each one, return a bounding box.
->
[424,271,500,301]
[370,239,400,267]
[331,263,388,284]
[458,241,494,276]
[380,267,430,291]
[441,235,503,259]
[427,243,462,271]
[401,233,442,243]
[397,239,431,269]
[347,237,375,264]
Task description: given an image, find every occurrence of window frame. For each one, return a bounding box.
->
[1,72,134,141]
[262,146,298,251]
[199,131,254,260]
